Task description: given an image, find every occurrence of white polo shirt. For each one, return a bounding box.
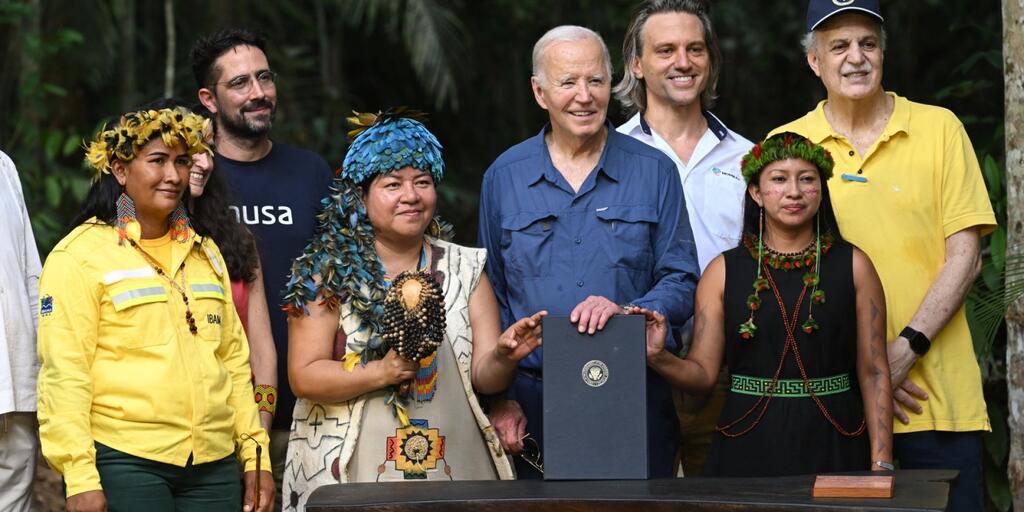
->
[0,150,41,414]
[619,112,752,272]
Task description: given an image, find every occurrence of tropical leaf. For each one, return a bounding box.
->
[338,0,465,110]
[966,247,1024,359]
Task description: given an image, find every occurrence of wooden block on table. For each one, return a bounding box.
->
[812,475,894,498]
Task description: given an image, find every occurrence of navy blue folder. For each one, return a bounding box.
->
[541,314,649,480]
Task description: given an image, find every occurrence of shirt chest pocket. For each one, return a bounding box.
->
[500,211,557,279]
[596,205,657,271]
[701,172,746,242]
[105,278,174,349]
[189,279,227,343]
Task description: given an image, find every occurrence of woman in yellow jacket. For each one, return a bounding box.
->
[37,107,273,512]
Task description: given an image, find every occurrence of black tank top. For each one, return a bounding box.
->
[704,238,869,477]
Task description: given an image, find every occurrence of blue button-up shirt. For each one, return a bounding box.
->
[478,124,699,369]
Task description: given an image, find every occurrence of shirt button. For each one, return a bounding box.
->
[576,280,584,287]
[574,237,582,245]
[848,150,855,156]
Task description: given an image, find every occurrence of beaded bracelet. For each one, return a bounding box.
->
[254,384,277,416]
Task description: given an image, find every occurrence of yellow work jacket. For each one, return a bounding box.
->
[37,218,270,497]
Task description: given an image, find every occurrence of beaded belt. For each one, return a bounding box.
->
[730,373,851,397]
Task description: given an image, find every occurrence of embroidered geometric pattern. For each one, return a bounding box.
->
[254,384,277,416]
[386,419,446,480]
[730,373,850,398]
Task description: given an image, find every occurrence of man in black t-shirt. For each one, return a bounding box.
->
[191,29,333,509]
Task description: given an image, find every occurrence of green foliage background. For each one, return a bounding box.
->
[0,0,1009,508]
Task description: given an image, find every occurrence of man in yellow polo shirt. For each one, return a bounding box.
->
[770,1,995,510]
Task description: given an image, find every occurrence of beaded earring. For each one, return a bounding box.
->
[168,202,192,243]
[115,192,136,246]
[739,207,767,339]
[801,214,826,334]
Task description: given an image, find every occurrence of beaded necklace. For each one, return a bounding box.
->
[738,231,833,339]
[381,241,444,403]
[128,238,198,336]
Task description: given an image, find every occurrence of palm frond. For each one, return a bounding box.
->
[401,0,465,110]
[339,0,464,111]
[965,248,1024,359]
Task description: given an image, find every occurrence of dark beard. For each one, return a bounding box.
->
[217,98,276,140]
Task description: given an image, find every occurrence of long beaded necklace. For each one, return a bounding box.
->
[128,239,198,336]
[381,241,445,404]
[717,261,865,438]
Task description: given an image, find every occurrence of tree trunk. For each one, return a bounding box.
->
[1004,1,1024,510]
[163,0,176,99]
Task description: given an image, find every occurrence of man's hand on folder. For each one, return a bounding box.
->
[570,295,623,334]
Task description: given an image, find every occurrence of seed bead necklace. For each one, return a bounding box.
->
[128,238,198,336]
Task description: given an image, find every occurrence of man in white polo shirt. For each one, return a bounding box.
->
[614,0,751,475]
[0,149,42,512]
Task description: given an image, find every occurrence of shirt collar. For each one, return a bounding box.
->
[526,121,619,185]
[635,110,728,142]
[807,91,910,143]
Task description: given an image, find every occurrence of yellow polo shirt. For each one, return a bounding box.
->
[37,219,270,497]
[770,93,995,434]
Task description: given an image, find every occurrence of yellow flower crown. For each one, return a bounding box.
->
[84,107,212,180]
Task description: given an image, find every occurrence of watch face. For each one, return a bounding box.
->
[909,333,929,355]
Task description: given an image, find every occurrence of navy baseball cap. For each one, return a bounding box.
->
[806,0,884,32]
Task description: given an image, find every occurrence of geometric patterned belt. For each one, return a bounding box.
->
[730,373,851,398]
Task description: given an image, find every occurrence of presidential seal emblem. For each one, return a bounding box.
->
[581,360,609,387]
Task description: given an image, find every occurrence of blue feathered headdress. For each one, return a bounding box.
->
[341,108,444,185]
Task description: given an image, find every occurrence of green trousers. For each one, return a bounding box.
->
[95,443,241,512]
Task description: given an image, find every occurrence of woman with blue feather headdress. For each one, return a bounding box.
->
[282,109,544,507]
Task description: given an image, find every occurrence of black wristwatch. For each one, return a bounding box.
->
[900,326,931,356]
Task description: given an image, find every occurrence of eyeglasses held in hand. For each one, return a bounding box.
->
[519,434,543,473]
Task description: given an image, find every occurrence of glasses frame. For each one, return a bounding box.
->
[240,433,263,510]
[210,70,278,95]
[519,434,544,473]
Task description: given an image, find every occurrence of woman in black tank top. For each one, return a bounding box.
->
[632,133,893,476]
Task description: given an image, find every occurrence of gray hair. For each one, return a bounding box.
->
[531,25,613,86]
[801,25,887,55]
[613,0,721,116]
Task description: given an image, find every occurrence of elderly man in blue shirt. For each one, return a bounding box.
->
[478,24,699,479]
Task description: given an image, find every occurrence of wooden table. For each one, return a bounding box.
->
[305,469,956,511]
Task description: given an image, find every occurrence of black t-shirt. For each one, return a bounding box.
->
[216,142,334,430]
